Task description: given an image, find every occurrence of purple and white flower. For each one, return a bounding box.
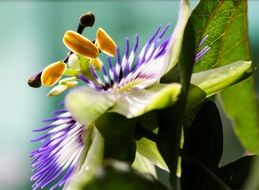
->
[30,3,251,189]
[29,9,216,188]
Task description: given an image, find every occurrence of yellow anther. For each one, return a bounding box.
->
[41,61,67,87]
[96,28,117,57]
[90,58,103,70]
[65,81,78,88]
[47,84,68,97]
[63,30,99,59]
[58,77,77,85]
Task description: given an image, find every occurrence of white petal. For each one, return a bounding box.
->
[110,83,181,118]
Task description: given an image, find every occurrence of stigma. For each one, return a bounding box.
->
[27,11,117,97]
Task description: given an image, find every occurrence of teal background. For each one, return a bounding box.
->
[0,1,258,190]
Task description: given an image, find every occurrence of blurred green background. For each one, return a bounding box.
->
[0,1,258,190]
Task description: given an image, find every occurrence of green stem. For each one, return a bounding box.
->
[136,126,157,142]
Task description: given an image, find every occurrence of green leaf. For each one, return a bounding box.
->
[245,156,259,190]
[136,137,168,172]
[65,127,104,190]
[192,0,250,72]
[218,155,258,189]
[219,77,259,153]
[95,113,136,162]
[190,0,259,153]
[65,87,117,125]
[191,60,252,97]
[181,101,224,190]
[82,161,169,190]
[135,111,158,132]
[110,83,181,118]
[165,0,191,73]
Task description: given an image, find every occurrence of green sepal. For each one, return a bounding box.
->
[191,61,252,97]
[65,87,117,125]
[136,137,168,172]
[65,127,104,190]
[132,152,158,178]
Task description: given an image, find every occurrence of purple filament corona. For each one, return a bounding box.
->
[79,24,172,91]
[31,109,85,190]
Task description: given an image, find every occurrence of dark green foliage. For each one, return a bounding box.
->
[219,156,258,190]
[181,101,224,190]
[95,113,136,163]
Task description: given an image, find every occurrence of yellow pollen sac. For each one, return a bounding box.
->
[63,30,99,59]
[59,77,78,87]
[47,84,68,97]
[90,58,103,70]
[64,81,78,88]
[41,61,67,87]
[96,28,117,57]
